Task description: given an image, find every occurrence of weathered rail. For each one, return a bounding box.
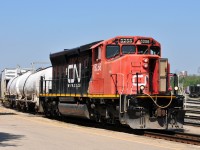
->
[144,131,200,146]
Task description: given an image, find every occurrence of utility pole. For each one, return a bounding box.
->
[31,62,50,71]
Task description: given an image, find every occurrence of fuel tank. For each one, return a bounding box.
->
[58,103,90,119]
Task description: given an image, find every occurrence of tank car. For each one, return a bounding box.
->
[40,36,185,129]
[6,67,52,111]
[7,70,32,108]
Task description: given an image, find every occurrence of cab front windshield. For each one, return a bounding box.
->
[122,45,136,54]
[106,45,160,59]
[150,46,160,55]
[137,45,160,55]
[106,45,120,58]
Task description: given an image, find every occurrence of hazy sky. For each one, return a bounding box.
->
[0,0,200,74]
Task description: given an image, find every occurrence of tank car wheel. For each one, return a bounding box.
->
[22,104,28,112]
[9,100,14,109]
[43,99,59,118]
[16,102,21,111]
[27,103,37,113]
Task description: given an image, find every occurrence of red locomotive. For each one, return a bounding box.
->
[40,36,185,129]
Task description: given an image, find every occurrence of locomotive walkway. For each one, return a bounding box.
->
[0,104,199,150]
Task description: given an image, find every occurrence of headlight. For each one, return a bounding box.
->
[143,63,148,69]
[140,85,145,90]
[174,86,179,91]
[143,58,149,63]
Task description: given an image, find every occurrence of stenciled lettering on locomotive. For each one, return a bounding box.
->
[132,74,148,86]
[66,63,81,87]
[94,63,101,72]
[140,39,150,44]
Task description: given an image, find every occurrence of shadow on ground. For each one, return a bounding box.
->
[0,112,16,115]
[0,132,24,147]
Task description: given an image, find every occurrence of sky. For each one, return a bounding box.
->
[0,0,200,74]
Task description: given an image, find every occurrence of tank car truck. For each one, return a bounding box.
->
[39,36,185,129]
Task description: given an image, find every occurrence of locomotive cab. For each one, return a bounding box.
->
[89,37,166,95]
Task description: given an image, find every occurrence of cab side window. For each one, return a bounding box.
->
[94,47,101,62]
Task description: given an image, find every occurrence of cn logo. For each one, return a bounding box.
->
[66,63,81,83]
[132,74,147,86]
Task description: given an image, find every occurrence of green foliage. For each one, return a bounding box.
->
[180,75,200,88]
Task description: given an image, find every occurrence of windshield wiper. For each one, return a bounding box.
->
[143,48,149,54]
[111,50,119,58]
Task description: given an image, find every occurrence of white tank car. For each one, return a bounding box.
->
[7,71,33,99]
[7,77,16,96]
[23,67,52,107]
[6,67,52,111]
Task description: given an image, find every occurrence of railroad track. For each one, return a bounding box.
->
[184,122,200,127]
[184,116,200,127]
[184,94,200,127]
[1,102,200,146]
[144,130,200,146]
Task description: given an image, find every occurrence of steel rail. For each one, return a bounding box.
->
[144,131,200,146]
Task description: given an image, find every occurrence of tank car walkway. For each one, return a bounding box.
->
[0,104,199,150]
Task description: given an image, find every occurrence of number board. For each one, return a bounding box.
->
[140,39,150,44]
[120,38,133,44]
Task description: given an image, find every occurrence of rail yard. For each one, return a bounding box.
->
[0,36,200,149]
[1,0,200,149]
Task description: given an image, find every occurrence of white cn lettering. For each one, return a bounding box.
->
[67,63,81,83]
[132,75,147,86]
